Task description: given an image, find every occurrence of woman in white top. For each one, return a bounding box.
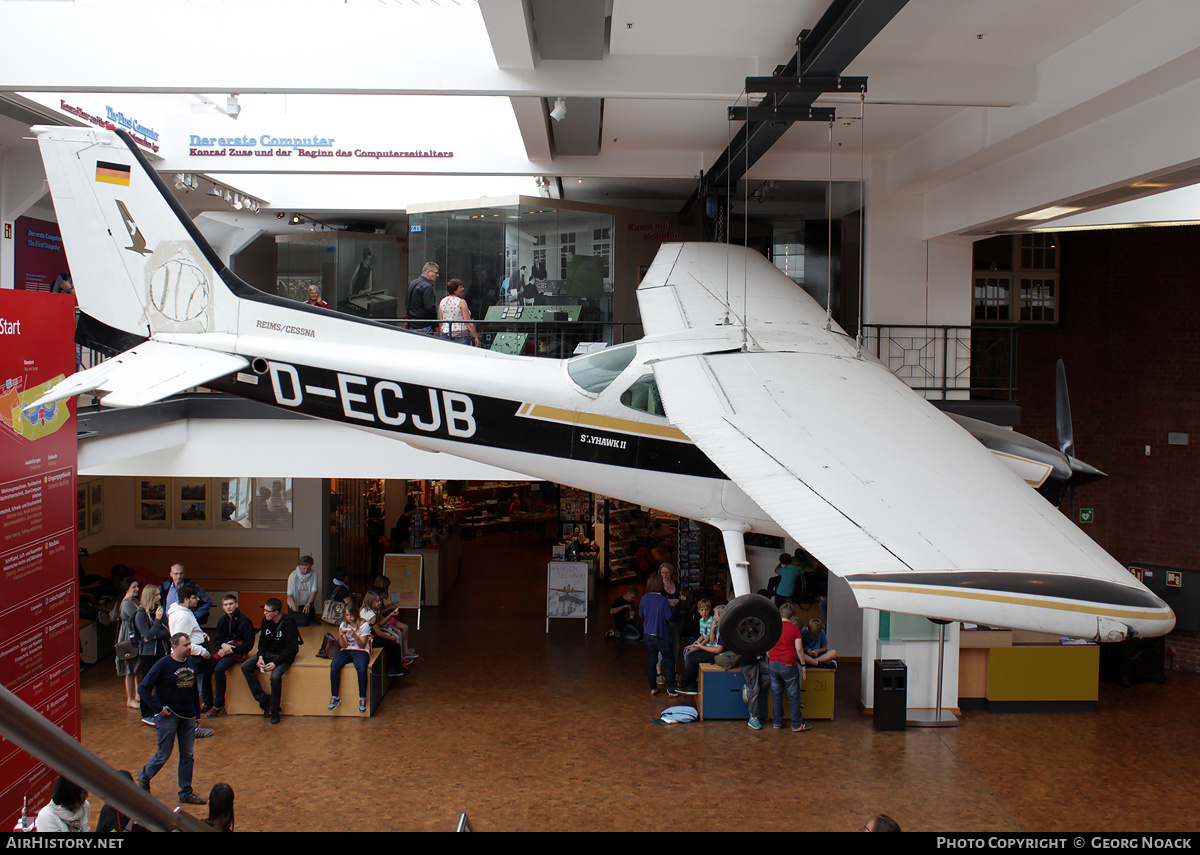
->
[437,278,479,347]
[36,777,90,832]
[329,594,373,713]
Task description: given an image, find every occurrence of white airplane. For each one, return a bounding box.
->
[27,125,1175,653]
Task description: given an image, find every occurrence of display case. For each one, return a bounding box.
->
[276,232,405,318]
[408,197,615,354]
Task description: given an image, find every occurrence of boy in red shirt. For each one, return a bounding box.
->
[768,603,812,732]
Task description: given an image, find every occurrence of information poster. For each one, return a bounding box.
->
[0,290,78,828]
[546,561,589,619]
[381,554,423,611]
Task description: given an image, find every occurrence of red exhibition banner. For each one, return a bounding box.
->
[0,289,78,828]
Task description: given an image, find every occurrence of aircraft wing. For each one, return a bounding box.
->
[23,339,248,411]
[639,244,1173,640]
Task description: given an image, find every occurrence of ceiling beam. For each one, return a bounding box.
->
[683,0,909,216]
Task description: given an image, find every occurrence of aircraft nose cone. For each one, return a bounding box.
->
[1121,587,1176,638]
[1067,455,1106,486]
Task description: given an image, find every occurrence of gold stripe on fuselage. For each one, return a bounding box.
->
[517,403,692,442]
[988,450,1053,487]
[848,581,1171,623]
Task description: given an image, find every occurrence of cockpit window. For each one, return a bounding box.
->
[566,344,638,394]
[620,374,666,418]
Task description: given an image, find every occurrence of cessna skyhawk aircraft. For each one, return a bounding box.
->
[27,126,1175,653]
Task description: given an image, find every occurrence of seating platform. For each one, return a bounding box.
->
[697,662,835,721]
[223,624,393,718]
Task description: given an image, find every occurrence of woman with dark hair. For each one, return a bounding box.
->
[115,576,141,709]
[96,770,143,832]
[36,776,90,832]
[204,782,235,831]
[437,278,479,346]
[657,562,687,669]
[863,813,901,832]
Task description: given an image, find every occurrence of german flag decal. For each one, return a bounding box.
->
[95,160,131,186]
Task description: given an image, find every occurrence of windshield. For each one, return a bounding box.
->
[566,344,638,394]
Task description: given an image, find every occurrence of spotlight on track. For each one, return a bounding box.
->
[549,96,567,123]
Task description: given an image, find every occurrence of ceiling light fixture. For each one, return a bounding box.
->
[225,94,241,119]
[550,97,567,123]
[1015,206,1084,221]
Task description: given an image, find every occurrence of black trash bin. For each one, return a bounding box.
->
[874,659,907,731]
[1100,636,1166,687]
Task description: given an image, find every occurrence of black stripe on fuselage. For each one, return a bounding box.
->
[844,570,1164,610]
[209,360,728,479]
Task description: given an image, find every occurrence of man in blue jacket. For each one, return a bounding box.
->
[160,563,212,625]
[137,633,207,805]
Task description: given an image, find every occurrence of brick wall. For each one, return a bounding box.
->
[1011,224,1200,671]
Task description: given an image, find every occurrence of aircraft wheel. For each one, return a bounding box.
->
[720,594,782,656]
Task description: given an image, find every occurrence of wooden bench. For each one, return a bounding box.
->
[85,546,299,628]
[223,624,393,718]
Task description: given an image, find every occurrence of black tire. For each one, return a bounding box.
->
[720,594,782,656]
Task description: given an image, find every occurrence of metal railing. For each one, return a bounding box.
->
[372,318,646,359]
[0,683,213,832]
[862,324,1018,401]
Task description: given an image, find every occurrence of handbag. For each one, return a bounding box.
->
[316,633,340,660]
[115,610,140,661]
[322,598,346,625]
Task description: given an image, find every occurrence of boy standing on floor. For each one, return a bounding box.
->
[768,603,811,732]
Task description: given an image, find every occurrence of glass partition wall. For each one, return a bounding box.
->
[277,232,405,319]
[409,197,615,356]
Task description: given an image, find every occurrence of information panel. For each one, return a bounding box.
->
[381,553,423,611]
[0,290,78,827]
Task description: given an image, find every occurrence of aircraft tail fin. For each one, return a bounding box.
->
[33,126,241,341]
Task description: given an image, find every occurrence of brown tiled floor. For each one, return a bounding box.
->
[81,532,1200,832]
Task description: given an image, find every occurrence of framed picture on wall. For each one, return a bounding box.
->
[135,478,171,528]
[252,477,292,530]
[87,480,103,535]
[77,483,87,535]
[176,479,211,528]
[216,477,253,529]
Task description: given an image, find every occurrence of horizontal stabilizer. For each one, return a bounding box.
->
[23,340,248,410]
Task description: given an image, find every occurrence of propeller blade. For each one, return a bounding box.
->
[1056,358,1075,459]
